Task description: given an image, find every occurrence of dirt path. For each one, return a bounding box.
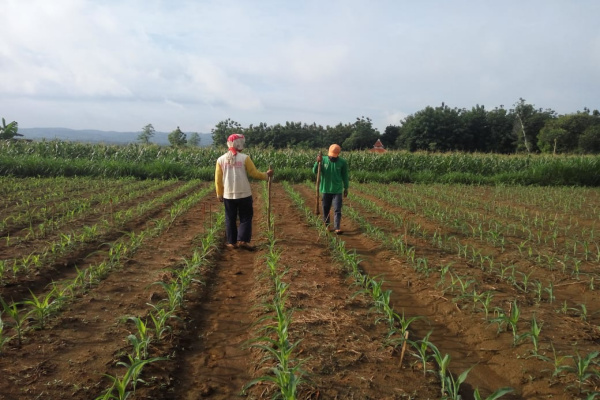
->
[153,182,438,399]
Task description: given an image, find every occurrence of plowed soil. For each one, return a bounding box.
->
[1,180,599,400]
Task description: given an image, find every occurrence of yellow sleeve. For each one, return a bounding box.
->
[244,156,268,181]
[215,161,224,196]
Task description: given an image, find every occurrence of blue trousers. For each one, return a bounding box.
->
[322,193,343,230]
[223,196,254,244]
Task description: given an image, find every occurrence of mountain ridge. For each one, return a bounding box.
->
[18,127,213,146]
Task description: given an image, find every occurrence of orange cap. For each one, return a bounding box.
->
[328,144,341,157]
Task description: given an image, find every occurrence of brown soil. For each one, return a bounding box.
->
[0,180,599,400]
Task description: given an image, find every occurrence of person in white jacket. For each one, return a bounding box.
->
[215,133,273,250]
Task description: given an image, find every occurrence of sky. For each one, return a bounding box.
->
[2,0,599,135]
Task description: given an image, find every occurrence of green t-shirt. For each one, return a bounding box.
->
[313,157,349,194]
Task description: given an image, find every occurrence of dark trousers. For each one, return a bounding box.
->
[322,193,343,230]
[224,196,254,244]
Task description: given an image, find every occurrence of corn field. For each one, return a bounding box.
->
[0,145,599,398]
[1,140,600,185]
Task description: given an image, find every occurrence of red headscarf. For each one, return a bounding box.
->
[227,133,245,155]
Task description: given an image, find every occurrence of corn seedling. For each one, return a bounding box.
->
[473,387,514,400]
[148,305,177,341]
[408,330,434,377]
[23,287,64,330]
[126,316,152,360]
[96,355,166,400]
[541,343,573,378]
[544,282,556,303]
[428,342,452,397]
[571,303,590,322]
[490,301,521,346]
[557,350,600,394]
[477,291,494,319]
[152,281,185,312]
[247,299,305,399]
[0,297,25,346]
[513,271,533,293]
[520,314,543,355]
[436,262,454,288]
[443,366,473,400]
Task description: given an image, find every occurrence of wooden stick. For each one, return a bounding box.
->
[268,164,273,233]
[399,330,409,367]
[315,151,322,215]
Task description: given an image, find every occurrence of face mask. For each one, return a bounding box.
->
[329,156,338,162]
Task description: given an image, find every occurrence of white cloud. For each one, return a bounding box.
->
[1,0,599,132]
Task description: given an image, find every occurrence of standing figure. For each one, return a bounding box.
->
[215,134,274,249]
[313,144,349,234]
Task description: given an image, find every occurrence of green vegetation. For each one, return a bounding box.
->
[1,139,599,185]
[0,118,23,140]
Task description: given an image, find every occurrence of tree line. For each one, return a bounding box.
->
[210,99,600,154]
[3,98,599,153]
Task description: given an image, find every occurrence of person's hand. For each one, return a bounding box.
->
[343,189,348,198]
[266,169,274,178]
[217,196,224,202]
[317,154,322,162]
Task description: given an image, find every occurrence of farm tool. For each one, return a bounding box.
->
[315,151,322,215]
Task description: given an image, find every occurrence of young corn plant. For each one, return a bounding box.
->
[408,330,434,377]
[0,297,25,346]
[96,355,166,400]
[476,291,494,320]
[152,281,185,312]
[519,314,543,355]
[443,366,473,400]
[556,350,600,394]
[246,291,304,399]
[23,287,64,330]
[490,301,521,346]
[126,316,152,360]
[428,342,452,397]
[544,282,556,303]
[147,305,177,341]
[473,387,514,400]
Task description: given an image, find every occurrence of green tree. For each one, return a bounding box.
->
[461,105,488,152]
[137,123,155,144]
[323,122,353,149]
[537,127,570,154]
[486,106,516,153]
[168,126,187,147]
[579,125,600,153]
[211,119,243,147]
[396,103,465,151]
[512,98,556,153]
[188,132,201,147]
[342,117,380,150]
[538,113,599,154]
[246,122,270,147]
[0,118,23,140]
[381,125,400,149]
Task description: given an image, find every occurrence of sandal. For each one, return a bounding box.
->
[237,241,256,251]
[334,230,343,235]
[226,243,238,249]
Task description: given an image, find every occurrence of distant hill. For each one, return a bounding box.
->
[18,127,213,147]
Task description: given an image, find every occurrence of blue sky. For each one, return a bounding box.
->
[2,0,599,134]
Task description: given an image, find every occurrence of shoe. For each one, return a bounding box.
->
[237,241,256,251]
[334,230,343,235]
[225,243,238,249]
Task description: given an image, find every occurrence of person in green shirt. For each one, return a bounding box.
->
[313,144,349,234]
